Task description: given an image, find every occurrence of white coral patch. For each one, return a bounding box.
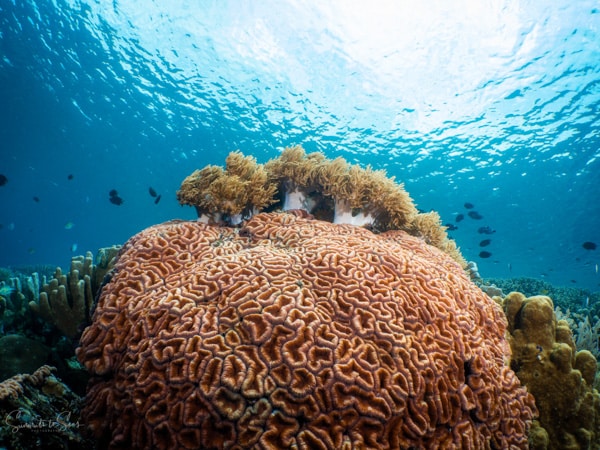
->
[333,198,375,227]
[283,187,316,212]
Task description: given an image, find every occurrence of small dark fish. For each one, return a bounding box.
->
[455,214,464,223]
[154,194,161,205]
[582,241,597,250]
[149,187,157,197]
[67,174,74,180]
[109,189,119,197]
[0,174,7,186]
[468,211,483,220]
[570,280,577,283]
[445,223,458,231]
[33,196,40,203]
[477,226,496,235]
[464,202,474,209]
[479,251,492,258]
[479,239,491,247]
[109,195,124,205]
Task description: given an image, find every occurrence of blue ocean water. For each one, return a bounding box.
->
[0,0,599,291]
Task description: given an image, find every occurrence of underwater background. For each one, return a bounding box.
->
[1,0,599,293]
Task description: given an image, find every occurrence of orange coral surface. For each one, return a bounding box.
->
[77,211,535,449]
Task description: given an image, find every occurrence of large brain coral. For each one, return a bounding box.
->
[77,211,535,449]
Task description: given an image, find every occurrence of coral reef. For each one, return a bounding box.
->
[486,277,600,313]
[555,307,600,370]
[0,276,33,335]
[30,256,95,338]
[27,247,120,338]
[0,365,95,450]
[177,151,277,225]
[0,246,120,391]
[502,292,600,449]
[77,211,535,449]
[178,146,465,266]
[265,146,419,231]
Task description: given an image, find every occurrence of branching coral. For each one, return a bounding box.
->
[29,252,95,338]
[28,248,119,338]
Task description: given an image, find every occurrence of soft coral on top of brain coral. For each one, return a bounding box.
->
[178,146,465,267]
[177,151,277,225]
[77,211,536,449]
[265,146,419,231]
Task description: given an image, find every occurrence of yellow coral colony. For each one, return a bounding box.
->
[503,292,600,450]
[177,152,277,225]
[178,146,464,266]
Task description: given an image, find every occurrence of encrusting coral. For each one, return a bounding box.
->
[77,211,536,449]
[502,292,600,449]
[177,146,465,267]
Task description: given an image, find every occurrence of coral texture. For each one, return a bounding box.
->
[0,365,55,401]
[78,211,535,449]
[177,151,277,225]
[178,146,465,266]
[503,293,600,449]
[28,247,120,338]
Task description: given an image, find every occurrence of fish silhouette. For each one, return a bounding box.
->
[468,211,483,220]
[109,189,124,205]
[478,226,496,235]
[110,195,124,206]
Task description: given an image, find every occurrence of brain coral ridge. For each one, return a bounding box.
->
[77,211,535,450]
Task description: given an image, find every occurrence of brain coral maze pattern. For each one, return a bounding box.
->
[77,211,535,449]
